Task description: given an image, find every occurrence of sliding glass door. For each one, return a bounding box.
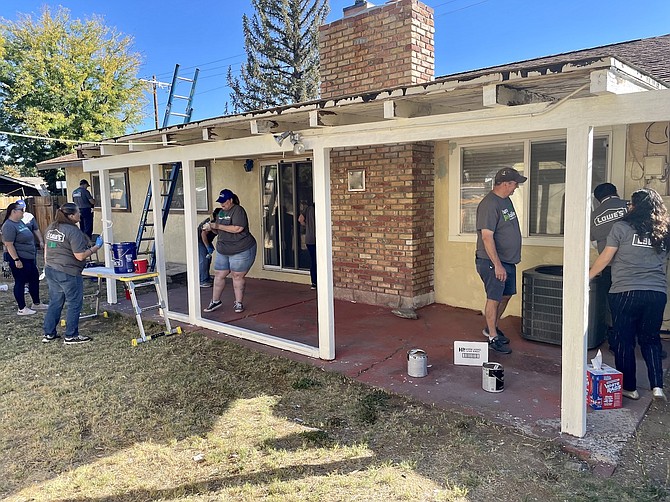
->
[261,161,313,271]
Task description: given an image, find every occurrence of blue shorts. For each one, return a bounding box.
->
[213,244,257,273]
[476,258,516,302]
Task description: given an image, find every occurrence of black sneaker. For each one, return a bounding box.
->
[204,300,222,313]
[64,335,92,345]
[42,333,61,343]
[233,301,244,313]
[488,337,512,354]
[482,328,510,344]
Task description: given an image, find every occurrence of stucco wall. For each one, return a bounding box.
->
[434,139,599,317]
[623,122,670,199]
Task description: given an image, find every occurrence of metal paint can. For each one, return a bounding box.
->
[482,362,504,392]
[407,349,428,378]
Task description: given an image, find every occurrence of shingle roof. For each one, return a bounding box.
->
[443,34,670,85]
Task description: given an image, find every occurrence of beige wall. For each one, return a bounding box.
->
[624,122,670,199]
[432,121,660,317]
[69,158,311,285]
[434,141,564,316]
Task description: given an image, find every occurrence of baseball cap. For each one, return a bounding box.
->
[216,189,234,203]
[80,179,90,186]
[15,200,26,209]
[494,168,527,184]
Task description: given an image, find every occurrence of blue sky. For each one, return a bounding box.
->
[1,0,668,133]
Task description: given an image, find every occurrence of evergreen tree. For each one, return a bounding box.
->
[227,0,329,113]
[0,7,145,178]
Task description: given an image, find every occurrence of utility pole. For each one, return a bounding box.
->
[152,75,159,129]
[140,76,171,129]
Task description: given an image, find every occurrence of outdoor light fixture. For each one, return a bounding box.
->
[244,159,254,172]
[273,131,306,155]
[291,133,305,155]
[274,130,293,146]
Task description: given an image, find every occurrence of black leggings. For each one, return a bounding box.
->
[8,257,41,310]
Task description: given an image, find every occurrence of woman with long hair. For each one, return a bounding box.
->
[42,203,102,344]
[589,188,669,402]
[203,189,256,314]
[2,201,47,315]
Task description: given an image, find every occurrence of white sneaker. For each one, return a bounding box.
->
[17,307,36,316]
[652,387,667,402]
[31,303,49,310]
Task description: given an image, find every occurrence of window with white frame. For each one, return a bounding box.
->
[458,136,609,236]
[161,160,210,212]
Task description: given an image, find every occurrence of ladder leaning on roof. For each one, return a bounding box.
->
[135,162,181,272]
[162,64,199,128]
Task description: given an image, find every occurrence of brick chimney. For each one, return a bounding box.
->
[319,0,434,100]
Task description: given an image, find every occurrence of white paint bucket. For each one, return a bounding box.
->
[407,349,427,378]
[482,362,504,392]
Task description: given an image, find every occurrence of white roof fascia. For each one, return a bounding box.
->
[82,89,670,174]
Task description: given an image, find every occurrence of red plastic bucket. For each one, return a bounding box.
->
[133,259,148,274]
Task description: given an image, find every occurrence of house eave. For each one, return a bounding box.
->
[77,56,668,160]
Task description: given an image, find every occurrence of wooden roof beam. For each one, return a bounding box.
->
[250,119,279,135]
[482,84,554,107]
[128,141,159,152]
[99,144,129,156]
[309,109,378,127]
[590,68,657,95]
[383,100,432,119]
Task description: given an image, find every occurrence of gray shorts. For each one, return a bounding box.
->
[476,258,516,302]
[214,243,257,273]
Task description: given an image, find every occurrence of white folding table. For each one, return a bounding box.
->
[81,266,181,345]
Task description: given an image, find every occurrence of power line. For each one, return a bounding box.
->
[0,129,170,145]
[434,0,491,17]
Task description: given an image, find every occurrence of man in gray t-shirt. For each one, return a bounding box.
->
[475,167,526,354]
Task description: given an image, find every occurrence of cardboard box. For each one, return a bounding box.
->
[454,341,488,366]
[587,363,623,410]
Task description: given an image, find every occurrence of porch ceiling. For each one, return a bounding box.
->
[78,56,666,160]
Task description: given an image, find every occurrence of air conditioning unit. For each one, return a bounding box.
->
[521,265,606,349]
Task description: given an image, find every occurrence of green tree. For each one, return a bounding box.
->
[227,0,329,113]
[0,7,145,179]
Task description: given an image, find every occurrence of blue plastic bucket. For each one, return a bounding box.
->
[112,242,137,274]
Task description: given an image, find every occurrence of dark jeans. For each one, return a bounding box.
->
[43,266,84,339]
[307,243,317,286]
[7,257,40,309]
[609,290,665,391]
[79,207,93,239]
[198,239,213,284]
[601,266,616,348]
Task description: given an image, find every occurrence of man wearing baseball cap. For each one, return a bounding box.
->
[72,179,95,240]
[475,167,527,354]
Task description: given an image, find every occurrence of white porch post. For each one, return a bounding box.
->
[149,163,169,304]
[99,169,117,303]
[312,144,335,360]
[181,159,201,321]
[561,125,594,437]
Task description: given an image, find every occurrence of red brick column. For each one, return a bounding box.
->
[330,142,434,307]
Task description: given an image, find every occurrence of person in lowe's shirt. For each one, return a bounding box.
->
[589,188,668,402]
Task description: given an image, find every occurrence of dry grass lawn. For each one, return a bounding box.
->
[0,276,668,501]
